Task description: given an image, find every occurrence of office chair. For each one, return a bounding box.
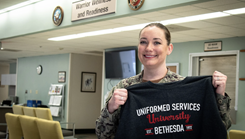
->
[19,115,40,139]
[23,107,37,117]
[229,130,245,139]
[35,108,53,120]
[5,113,23,139]
[35,107,75,137]
[12,105,24,115]
[36,118,63,139]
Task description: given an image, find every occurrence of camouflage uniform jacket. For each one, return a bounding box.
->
[95,70,232,139]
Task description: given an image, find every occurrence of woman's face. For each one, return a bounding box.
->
[138,26,172,69]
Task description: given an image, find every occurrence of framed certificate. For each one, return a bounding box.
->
[58,71,66,83]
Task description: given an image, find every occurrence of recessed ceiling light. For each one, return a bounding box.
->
[161,12,230,25]
[48,24,148,41]
[223,7,245,15]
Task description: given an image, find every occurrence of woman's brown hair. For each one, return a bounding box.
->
[139,23,171,45]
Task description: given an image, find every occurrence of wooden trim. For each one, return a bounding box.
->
[240,49,245,52]
[239,78,245,81]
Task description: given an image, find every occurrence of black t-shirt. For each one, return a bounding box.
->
[115,76,227,139]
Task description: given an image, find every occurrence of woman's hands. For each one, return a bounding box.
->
[107,71,227,113]
[108,89,128,114]
[212,71,227,96]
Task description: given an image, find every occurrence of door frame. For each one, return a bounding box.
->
[188,50,239,110]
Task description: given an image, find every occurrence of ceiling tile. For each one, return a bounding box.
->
[198,33,234,39]
[131,12,169,19]
[205,16,245,25]
[177,29,213,35]
[235,13,245,18]
[202,26,243,33]
[229,30,245,36]
[146,15,181,22]
[171,32,190,37]
[177,36,209,42]
[192,0,240,8]
[159,5,201,14]
[206,2,245,11]
[229,22,245,29]
[174,9,214,17]
[171,39,189,43]
[177,21,220,29]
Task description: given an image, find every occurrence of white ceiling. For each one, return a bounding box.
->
[1,0,245,63]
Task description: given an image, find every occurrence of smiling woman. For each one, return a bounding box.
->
[95,22,232,139]
[138,23,173,80]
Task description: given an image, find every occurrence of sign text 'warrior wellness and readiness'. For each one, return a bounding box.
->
[71,0,116,21]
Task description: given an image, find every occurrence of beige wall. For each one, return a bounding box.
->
[68,53,102,129]
[0,63,9,103]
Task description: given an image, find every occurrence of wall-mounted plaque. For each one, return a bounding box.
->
[128,0,145,11]
[204,41,222,52]
[72,0,116,21]
[52,6,64,26]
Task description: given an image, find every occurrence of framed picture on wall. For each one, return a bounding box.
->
[81,72,96,92]
[166,63,179,74]
[58,71,66,83]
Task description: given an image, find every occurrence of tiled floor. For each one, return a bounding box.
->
[75,133,97,139]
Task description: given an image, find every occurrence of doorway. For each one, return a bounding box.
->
[199,55,236,109]
[189,51,239,124]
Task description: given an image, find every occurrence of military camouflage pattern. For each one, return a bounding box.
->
[216,93,232,130]
[95,70,231,139]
